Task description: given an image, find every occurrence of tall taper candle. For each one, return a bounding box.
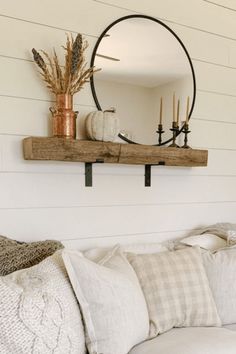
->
[160,97,163,125]
[186,96,190,124]
[177,99,180,126]
[173,93,176,122]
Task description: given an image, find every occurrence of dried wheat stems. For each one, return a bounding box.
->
[32,33,100,95]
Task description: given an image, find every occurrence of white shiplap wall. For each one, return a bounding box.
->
[0,0,236,249]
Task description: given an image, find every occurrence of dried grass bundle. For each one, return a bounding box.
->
[32,33,100,95]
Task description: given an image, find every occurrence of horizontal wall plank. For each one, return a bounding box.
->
[194,60,236,96]
[204,0,236,10]
[0,57,95,106]
[61,230,188,250]
[2,0,236,41]
[0,0,130,36]
[170,23,230,67]
[193,91,236,123]
[0,96,95,137]
[0,173,236,208]
[190,119,236,150]
[0,202,235,241]
[0,15,96,63]
[0,138,2,170]
[94,0,236,39]
[0,14,234,70]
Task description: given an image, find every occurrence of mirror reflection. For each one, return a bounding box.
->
[91,16,195,145]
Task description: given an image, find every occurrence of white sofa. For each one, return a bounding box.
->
[1,228,236,354]
[130,327,236,354]
[64,234,236,354]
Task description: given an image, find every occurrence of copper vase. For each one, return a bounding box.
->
[50,94,78,139]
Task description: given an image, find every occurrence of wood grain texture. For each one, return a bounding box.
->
[23,137,208,166]
[23,137,120,163]
[1,133,236,175]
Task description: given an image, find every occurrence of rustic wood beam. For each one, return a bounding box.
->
[23,137,208,167]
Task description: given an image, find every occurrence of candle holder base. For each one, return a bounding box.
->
[169,123,179,148]
[169,142,180,148]
[181,123,191,149]
[156,124,165,145]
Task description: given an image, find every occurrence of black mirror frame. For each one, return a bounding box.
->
[90,14,196,146]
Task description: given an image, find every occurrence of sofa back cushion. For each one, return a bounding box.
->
[0,251,86,354]
[83,242,168,262]
[62,246,149,354]
[202,247,236,325]
[180,233,227,251]
[128,247,221,338]
[129,327,236,354]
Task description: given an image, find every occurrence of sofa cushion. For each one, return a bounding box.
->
[0,250,86,354]
[129,327,236,354]
[62,246,149,354]
[202,247,236,325]
[83,242,168,262]
[180,233,227,251]
[223,324,236,331]
[0,235,63,275]
[128,247,221,337]
[189,223,236,245]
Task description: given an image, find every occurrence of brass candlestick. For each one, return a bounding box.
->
[157,124,165,145]
[169,121,179,148]
[182,122,191,148]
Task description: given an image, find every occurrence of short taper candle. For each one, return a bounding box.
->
[173,93,176,122]
[159,97,163,125]
[186,96,190,124]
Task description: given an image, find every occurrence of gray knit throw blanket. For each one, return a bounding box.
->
[0,235,64,276]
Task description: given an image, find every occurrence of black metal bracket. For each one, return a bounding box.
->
[145,161,165,187]
[85,160,104,187]
[86,160,166,187]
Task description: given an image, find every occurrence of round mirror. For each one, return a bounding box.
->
[90,15,196,145]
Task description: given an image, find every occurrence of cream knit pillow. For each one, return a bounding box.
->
[128,247,221,338]
[0,251,86,354]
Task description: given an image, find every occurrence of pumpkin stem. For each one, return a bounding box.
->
[104,107,116,113]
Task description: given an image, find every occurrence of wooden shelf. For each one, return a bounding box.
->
[23,137,208,166]
[23,137,208,186]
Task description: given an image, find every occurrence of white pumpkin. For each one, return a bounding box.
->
[85,110,120,142]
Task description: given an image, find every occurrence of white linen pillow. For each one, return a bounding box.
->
[0,251,86,354]
[202,247,236,325]
[180,233,227,251]
[62,246,149,354]
[128,247,221,338]
[83,242,168,262]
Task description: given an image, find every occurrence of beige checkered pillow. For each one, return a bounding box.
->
[127,247,221,338]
